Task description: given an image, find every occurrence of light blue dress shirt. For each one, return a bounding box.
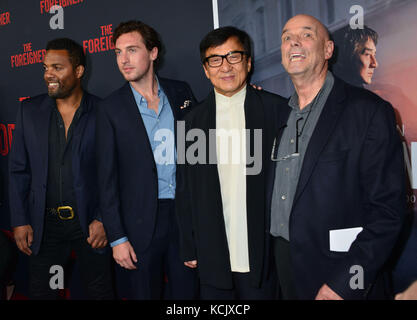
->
[110,78,176,248]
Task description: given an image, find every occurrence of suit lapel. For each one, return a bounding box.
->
[293,79,347,204]
[32,96,54,178]
[159,77,180,120]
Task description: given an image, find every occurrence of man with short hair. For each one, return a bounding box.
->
[269,14,405,300]
[9,38,114,299]
[333,25,379,87]
[96,20,198,299]
[176,26,287,299]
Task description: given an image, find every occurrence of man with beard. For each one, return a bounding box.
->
[9,38,114,299]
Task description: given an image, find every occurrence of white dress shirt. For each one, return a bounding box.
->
[215,86,250,273]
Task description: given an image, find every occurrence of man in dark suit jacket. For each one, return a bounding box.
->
[176,26,287,299]
[9,38,113,299]
[268,14,406,300]
[96,21,197,299]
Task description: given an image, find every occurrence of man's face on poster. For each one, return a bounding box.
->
[357,38,378,85]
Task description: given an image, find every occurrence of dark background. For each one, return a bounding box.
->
[0,0,214,299]
[0,0,214,228]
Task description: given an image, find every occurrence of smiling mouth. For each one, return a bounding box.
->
[289,53,306,61]
[221,75,235,81]
[48,82,59,89]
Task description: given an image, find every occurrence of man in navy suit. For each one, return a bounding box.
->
[96,21,197,299]
[9,38,114,299]
[268,14,406,300]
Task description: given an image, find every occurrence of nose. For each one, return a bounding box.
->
[290,36,301,47]
[44,68,55,80]
[118,51,129,64]
[219,58,233,72]
[370,55,378,68]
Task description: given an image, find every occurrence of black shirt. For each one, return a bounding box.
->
[46,100,85,209]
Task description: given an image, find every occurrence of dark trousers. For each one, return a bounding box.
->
[115,199,198,300]
[273,236,298,300]
[200,271,276,300]
[29,213,114,300]
[0,231,17,299]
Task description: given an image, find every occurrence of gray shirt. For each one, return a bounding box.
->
[270,72,334,240]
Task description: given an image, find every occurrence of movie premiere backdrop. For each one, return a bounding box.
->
[217,0,417,293]
[0,0,214,299]
[1,0,416,298]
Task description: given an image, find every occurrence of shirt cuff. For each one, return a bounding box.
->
[110,237,128,248]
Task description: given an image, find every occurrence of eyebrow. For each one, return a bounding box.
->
[115,45,139,51]
[43,63,63,67]
[363,47,376,53]
[282,26,313,35]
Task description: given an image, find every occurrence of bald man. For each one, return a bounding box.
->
[268,15,406,300]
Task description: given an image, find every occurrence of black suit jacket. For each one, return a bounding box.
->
[96,77,196,253]
[9,92,101,255]
[176,85,288,289]
[266,76,407,299]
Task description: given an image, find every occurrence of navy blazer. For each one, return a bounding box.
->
[9,92,102,255]
[266,76,407,299]
[95,77,196,253]
[176,85,288,290]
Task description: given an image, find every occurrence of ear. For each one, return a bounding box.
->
[203,63,210,80]
[247,56,252,73]
[324,40,334,61]
[150,46,158,62]
[75,65,85,79]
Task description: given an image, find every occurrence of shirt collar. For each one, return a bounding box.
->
[130,76,163,105]
[288,71,334,112]
[214,85,247,108]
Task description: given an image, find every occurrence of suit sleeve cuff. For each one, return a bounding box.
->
[110,237,128,248]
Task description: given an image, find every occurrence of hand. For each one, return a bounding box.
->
[315,284,343,300]
[395,280,417,300]
[13,225,33,256]
[112,241,137,270]
[250,83,263,91]
[184,260,197,269]
[87,220,108,248]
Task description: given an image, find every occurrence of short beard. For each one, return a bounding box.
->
[47,84,76,99]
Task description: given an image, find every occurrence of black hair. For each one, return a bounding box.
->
[199,26,252,64]
[46,38,85,69]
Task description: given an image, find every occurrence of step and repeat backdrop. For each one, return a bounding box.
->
[0,0,214,226]
[0,0,213,299]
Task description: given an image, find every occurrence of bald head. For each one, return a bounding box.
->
[282,14,331,41]
[280,14,334,80]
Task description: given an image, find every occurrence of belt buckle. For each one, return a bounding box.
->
[57,206,74,220]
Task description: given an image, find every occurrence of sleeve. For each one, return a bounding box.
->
[175,115,197,262]
[8,101,31,227]
[95,101,127,243]
[327,101,407,299]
